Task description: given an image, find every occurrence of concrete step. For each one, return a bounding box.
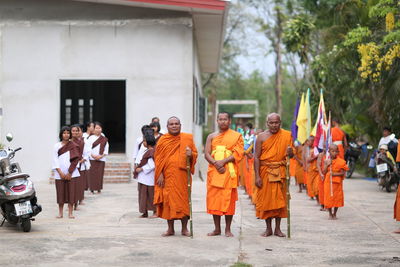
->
[49,157,132,184]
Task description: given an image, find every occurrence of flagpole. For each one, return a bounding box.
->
[328,111,333,197]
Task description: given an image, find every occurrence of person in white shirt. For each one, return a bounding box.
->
[83,121,94,140]
[133,125,152,164]
[88,122,109,194]
[52,126,80,219]
[378,127,398,147]
[134,133,157,218]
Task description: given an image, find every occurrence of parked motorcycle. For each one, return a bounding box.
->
[345,142,362,178]
[0,133,42,232]
[375,153,399,193]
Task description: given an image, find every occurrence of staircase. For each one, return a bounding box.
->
[49,154,132,184]
[103,154,132,183]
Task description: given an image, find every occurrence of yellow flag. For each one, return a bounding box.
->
[296,93,307,144]
[305,88,312,137]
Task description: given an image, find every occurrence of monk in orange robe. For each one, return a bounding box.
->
[323,144,349,220]
[394,184,400,234]
[293,143,304,193]
[317,149,327,211]
[306,136,319,201]
[331,119,348,159]
[394,141,400,233]
[244,143,255,197]
[205,112,244,237]
[154,117,198,237]
[255,113,293,237]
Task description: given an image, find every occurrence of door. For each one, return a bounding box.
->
[60,80,126,153]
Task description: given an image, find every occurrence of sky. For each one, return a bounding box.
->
[231,0,276,77]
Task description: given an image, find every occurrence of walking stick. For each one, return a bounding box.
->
[285,156,291,239]
[329,163,333,197]
[186,155,194,238]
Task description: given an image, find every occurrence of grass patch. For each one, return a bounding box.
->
[231,262,252,267]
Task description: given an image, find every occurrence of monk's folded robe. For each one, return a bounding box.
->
[324,157,348,209]
[255,129,293,219]
[207,129,244,216]
[154,133,198,220]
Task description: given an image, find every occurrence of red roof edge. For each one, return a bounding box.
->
[123,0,227,11]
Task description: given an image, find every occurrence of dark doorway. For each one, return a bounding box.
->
[60,80,126,153]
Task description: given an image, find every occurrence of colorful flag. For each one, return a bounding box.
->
[296,93,307,144]
[291,98,300,141]
[313,89,327,155]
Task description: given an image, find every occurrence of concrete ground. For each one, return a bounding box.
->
[0,168,399,266]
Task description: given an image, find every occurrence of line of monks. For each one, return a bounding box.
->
[153,112,352,238]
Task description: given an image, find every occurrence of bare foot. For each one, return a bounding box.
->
[274,230,286,237]
[393,229,400,234]
[298,190,302,193]
[320,208,326,211]
[149,215,158,219]
[56,215,63,219]
[139,214,148,218]
[181,229,191,237]
[207,230,221,236]
[261,230,273,237]
[332,215,338,220]
[68,215,75,219]
[225,231,234,237]
[161,230,175,237]
[328,215,334,220]
[79,202,85,205]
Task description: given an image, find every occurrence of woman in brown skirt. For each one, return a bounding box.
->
[52,126,80,219]
[88,122,109,194]
[71,124,87,209]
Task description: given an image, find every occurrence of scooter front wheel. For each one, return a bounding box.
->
[21,218,31,232]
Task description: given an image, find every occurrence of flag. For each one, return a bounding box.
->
[313,89,327,155]
[296,93,307,144]
[305,88,312,138]
[325,111,332,159]
[291,98,300,141]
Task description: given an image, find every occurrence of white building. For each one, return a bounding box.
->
[0,0,228,181]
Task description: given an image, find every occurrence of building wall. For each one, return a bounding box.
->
[0,1,197,181]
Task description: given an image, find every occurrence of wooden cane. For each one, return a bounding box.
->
[186,155,194,238]
[285,156,291,239]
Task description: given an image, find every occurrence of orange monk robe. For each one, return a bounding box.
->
[323,157,348,209]
[332,127,346,159]
[394,184,400,221]
[318,154,326,206]
[207,129,244,216]
[251,170,257,204]
[154,133,198,220]
[396,140,400,162]
[239,157,246,187]
[306,150,319,198]
[244,156,255,196]
[289,158,297,178]
[294,146,304,184]
[255,129,293,219]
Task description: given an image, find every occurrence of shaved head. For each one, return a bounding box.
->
[167,116,181,136]
[330,144,338,151]
[167,116,180,125]
[267,113,281,122]
[266,113,282,134]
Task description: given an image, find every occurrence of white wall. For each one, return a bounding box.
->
[0,1,195,181]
